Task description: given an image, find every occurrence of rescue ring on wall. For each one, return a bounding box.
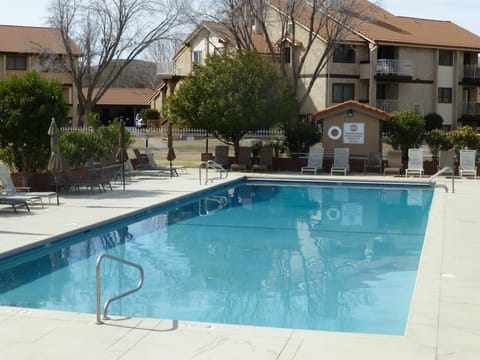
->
[327,126,342,140]
[326,207,341,221]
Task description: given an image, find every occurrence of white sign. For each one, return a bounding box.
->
[343,122,364,144]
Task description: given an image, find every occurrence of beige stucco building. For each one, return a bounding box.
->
[0,25,81,123]
[152,0,480,130]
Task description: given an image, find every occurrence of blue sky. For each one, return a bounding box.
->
[0,1,478,36]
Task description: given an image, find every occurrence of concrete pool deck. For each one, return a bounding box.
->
[0,170,478,360]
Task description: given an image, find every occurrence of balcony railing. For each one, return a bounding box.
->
[376,59,413,77]
[376,99,398,113]
[156,61,189,78]
[464,65,480,80]
[463,102,480,116]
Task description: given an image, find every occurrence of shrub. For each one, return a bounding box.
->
[426,128,451,161]
[388,111,425,158]
[60,121,133,167]
[448,125,480,153]
[424,113,443,132]
[283,119,320,155]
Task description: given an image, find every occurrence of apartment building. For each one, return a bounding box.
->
[153,0,480,130]
[0,25,81,123]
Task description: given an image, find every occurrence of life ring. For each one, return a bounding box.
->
[327,126,342,140]
[326,207,340,221]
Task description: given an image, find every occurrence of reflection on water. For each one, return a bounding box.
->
[0,183,433,335]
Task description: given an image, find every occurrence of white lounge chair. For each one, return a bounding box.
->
[330,148,350,176]
[0,164,55,206]
[459,150,477,178]
[301,147,324,175]
[405,148,424,177]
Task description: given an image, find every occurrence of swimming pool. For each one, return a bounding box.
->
[0,179,433,335]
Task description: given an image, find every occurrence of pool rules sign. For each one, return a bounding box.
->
[343,122,364,144]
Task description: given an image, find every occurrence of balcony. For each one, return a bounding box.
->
[156,61,189,79]
[462,65,480,85]
[375,59,413,81]
[376,99,398,113]
[463,102,480,116]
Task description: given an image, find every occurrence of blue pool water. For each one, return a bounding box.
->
[0,180,433,335]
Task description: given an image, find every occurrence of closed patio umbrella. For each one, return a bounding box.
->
[166,122,176,178]
[116,119,128,191]
[47,117,62,206]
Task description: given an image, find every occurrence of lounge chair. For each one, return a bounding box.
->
[459,150,477,178]
[124,159,169,178]
[330,148,350,175]
[0,164,52,206]
[146,150,187,175]
[252,147,273,172]
[301,147,324,175]
[384,150,403,176]
[438,150,455,176]
[405,148,424,177]
[214,146,230,169]
[0,196,30,213]
[230,146,252,171]
[364,152,382,173]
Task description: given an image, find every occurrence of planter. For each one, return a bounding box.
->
[11,172,54,191]
[201,153,213,161]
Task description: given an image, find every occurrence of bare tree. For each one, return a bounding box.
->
[202,0,368,113]
[48,0,190,125]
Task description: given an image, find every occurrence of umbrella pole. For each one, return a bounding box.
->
[122,162,125,191]
[55,174,59,206]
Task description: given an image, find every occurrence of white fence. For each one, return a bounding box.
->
[61,126,285,140]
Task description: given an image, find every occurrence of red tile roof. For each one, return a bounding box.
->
[0,25,82,55]
[312,100,391,121]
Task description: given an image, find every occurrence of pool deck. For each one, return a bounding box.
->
[0,170,479,360]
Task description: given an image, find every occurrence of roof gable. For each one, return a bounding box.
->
[0,25,82,55]
[312,100,391,121]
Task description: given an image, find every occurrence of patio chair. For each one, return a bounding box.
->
[330,148,350,176]
[214,146,230,169]
[230,146,252,171]
[252,147,273,172]
[0,196,30,213]
[57,158,106,193]
[363,152,382,174]
[438,150,455,176]
[0,164,52,206]
[301,147,324,175]
[384,150,403,176]
[405,148,424,177]
[459,149,477,178]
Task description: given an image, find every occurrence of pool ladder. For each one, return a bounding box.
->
[95,253,144,324]
[199,160,228,185]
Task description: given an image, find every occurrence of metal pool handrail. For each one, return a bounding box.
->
[95,253,144,324]
[198,160,228,185]
[428,166,453,193]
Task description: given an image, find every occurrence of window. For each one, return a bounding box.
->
[333,84,354,103]
[438,87,452,103]
[333,45,355,63]
[6,55,26,70]
[193,50,203,65]
[439,50,453,66]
